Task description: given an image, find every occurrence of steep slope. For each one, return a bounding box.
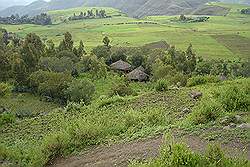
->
[1,0,249,17]
[0,0,48,17]
[133,0,213,17]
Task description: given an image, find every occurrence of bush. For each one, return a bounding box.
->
[110,84,135,97]
[155,79,169,92]
[130,140,249,167]
[190,100,222,125]
[65,79,95,104]
[187,75,220,87]
[29,70,72,101]
[214,83,249,112]
[168,72,188,87]
[0,82,12,97]
[0,112,16,126]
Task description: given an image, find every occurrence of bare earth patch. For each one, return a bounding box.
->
[48,134,249,167]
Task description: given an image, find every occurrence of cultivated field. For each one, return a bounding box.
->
[1,3,250,60]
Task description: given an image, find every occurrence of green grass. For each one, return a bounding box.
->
[1,75,249,166]
[130,138,249,167]
[0,93,59,117]
[1,3,250,60]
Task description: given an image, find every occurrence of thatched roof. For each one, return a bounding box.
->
[136,66,146,72]
[127,69,149,81]
[110,60,131,71]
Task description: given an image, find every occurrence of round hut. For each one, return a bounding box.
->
[127,68,149,82]
[110,60,131,72]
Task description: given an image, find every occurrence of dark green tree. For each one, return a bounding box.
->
[0,50,11,81]
[21,33,45,72]
[59,32,74,51]
[78,40,86,58]
[12,58,28,86]
[103,36,110,47]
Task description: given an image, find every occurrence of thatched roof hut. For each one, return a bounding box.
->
[127,69,149,81]
[136,66,146,72]
[110,60,131,72]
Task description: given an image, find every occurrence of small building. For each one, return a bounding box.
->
[136,66,146,72]
[110,60,131,72]
[127,68,149,82]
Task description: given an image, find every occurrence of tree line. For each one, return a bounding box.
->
[69,9,111,21]
[0,13,52,25]
[0,28,249,104]
[178,14,209,23]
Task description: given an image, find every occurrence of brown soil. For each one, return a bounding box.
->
[48,134,249,167]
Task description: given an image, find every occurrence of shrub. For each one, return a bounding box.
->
[110,84,135,97]
[168,72,187,87]
[155,79,169,92]
[29,70,72,101]
[190,100,222,125]
[0,112,16,126]
[65,79,95,104]
[130,141,249,167]
[187,75,220,87]
[214,83,249,112]
[0,82,12,97]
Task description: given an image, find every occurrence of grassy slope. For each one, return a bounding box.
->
[1,75,249,166]
[1,3,250,60]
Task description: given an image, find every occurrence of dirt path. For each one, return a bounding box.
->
[48,135,249,167]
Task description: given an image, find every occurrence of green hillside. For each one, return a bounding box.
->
[1,3,250,60]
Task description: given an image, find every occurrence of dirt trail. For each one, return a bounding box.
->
[48,135,249,167]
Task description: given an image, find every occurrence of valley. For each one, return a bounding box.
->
[0,1,249,167]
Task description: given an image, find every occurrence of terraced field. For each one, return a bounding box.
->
[1,3,250,60]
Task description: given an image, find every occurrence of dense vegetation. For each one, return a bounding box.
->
[0,13,52,25]
[130,137,249,167]
[178,14,210,23]
[241,8,250,14]
[0,2,249,167]
[69,9,111,21]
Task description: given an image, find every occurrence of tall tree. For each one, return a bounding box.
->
[59,32,74,51]
[186,44,196,73]
[0,50,11,81]
[12,57,28,86]
[21,33,45,72]
[77,40,86,58]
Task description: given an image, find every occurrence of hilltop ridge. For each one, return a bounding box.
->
[1,0,250,17]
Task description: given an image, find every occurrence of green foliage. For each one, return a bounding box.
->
[187,75,220,87]
[12,58,28,87]
[58,32,74,51]
[103,36,111,47]
[92,45,111,62]
[21,33,45,73]
[65,79,95,104]
[0,112,16,126]
[110,84,135,97]
[56,50,79,63]
[130,141,249,167]
[152,59,175,80]
[0,50,11,82]
[189,100,222,125]
[39,56,74,72]
[155,79,169,92]
[129,51,145,68]
[110,48,127,64]
[187,78,249,125]
[0,83,12,97]
[29,70,72,101]
[167,72,188,87]
[213,82,250,112]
